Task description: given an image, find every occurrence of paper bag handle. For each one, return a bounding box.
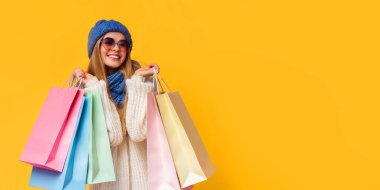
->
[153,68,171,94]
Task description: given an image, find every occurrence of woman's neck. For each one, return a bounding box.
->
[105,66,119,76]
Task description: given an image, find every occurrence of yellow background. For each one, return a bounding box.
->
[0,0,379,189]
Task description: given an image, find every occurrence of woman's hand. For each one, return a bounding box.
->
[72,68,94,85]
[133,63,160,78]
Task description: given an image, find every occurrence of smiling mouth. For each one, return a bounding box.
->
[107,55,121,61]
[108,55,120,59]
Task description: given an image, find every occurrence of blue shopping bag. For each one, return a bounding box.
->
[29,96,90,190]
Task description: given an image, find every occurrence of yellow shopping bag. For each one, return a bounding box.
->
[154,72,215,188]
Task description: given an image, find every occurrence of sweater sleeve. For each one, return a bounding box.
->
[125,75,154,142]
[85,77,124,147]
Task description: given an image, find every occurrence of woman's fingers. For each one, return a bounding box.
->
[145,63,160,74]
[135,63,160,77]
[135,67,155,77]
[77,72,84,78]
[147,63,159,70]
[74,72,83,79]
[73,68,84,73]
[73,68,85,78]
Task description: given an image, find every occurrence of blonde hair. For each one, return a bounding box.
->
[87,35,141,135]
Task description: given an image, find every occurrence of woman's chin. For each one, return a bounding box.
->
[105,61,122,68]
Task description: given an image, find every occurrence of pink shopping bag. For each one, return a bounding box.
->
[20,87,84,172]
[147,92,182,190]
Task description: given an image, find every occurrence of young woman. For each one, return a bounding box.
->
[73,19,159,190]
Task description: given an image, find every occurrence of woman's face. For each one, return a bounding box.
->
[100,32,128,69]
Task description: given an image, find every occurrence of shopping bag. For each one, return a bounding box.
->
[147,92,183,190]
[64,95,91,189]
[29,96,89,190]
[86,90,116,184]
[20,87,84,172]
[154,73,215,188]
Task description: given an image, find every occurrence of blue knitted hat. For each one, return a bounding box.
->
[87,19,133,58]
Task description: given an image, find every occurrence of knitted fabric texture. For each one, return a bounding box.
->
[88,19,133,58]
[85,75,153,190]
[107,71,126,105]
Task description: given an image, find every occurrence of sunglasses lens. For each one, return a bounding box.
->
[118,40,129,49]
[102,38,115,49]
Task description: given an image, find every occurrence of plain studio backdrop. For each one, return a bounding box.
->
[0,0,380,189]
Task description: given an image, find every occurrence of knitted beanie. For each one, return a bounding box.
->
[87,19,133,58]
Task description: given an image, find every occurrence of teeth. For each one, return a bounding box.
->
[108,55,120,59]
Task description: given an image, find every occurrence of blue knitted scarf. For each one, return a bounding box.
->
[107,71,126,105]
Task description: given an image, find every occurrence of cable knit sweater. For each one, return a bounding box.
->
[84,75,154,190]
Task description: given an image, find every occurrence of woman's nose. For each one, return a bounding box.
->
[112,44,120,51]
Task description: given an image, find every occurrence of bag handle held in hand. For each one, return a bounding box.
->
[62,74,83,89]
[153,68,172,94]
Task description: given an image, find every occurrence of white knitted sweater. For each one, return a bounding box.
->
[85,75,154,190]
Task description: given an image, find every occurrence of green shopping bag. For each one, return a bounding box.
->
[86,91,116,184]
